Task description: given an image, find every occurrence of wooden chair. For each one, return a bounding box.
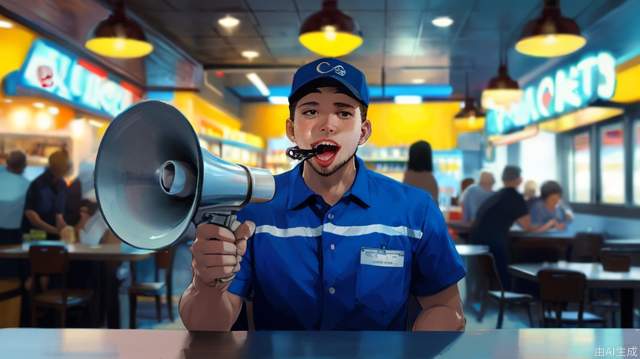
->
[29,245,92,327]
[476,253,535,328]
[129,249,175,329]
[587,252,632,327]
[570,233,604,262]
[601,253,631,272]
[537,269,604,327]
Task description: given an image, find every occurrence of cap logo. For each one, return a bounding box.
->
[316,62,346,77]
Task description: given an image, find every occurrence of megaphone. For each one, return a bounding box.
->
[94,100,275,250]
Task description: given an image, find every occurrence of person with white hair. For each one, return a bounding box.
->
[459,171,495,223]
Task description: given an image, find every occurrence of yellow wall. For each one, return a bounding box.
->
[0,17,36,93]
[242,102,462,150]
[173,91,242,133]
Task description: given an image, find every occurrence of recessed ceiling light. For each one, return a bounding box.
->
[432,16,454,28]
[241,50,260,60]
[0,20,13,29]
[218,15,240,29]
[33,102,45,109]
[411,78,426,84]
[48,106,60,115]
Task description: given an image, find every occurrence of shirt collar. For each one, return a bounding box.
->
[286,156,371,210]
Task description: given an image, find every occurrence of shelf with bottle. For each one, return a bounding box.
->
[199,133,265,168]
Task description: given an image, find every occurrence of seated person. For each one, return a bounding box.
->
[529,180,573,231]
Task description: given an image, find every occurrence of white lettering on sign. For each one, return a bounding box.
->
[487,52,616,135]
[20,39,139,117]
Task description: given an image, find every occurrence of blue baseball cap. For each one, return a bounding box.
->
[288,58,370,106]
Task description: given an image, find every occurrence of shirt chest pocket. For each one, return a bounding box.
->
[355,248,407,312]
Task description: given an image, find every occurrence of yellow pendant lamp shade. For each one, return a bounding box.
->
[299,0,363,57]
[515,0,586,58]
[481,64,523,110]
[85,2,153,59]
[455,73,486,132]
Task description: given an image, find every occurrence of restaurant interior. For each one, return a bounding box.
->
[1,0,640,357]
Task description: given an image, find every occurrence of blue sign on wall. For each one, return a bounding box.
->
[486,52,616,136]
[4,39,141,118]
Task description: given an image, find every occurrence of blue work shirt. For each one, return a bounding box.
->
[229,156,466,330]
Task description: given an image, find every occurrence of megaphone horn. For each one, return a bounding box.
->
[94,100,275,250]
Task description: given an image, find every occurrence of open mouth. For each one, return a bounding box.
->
[312,140,341,167]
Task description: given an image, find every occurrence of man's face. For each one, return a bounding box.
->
[286,87,371,176]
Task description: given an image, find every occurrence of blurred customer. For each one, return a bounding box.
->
[459,171,495,223]
[451,177,474,206]
[470,166,557,288]
[403,140,439,202]
[23,150,72,240]
[0,151,29,244]
[523,180,538,208]
[0,151,29,280]
[529,180,573,231]
[65,162,95,228]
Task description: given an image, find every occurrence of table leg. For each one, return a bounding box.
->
[105,262,121,329]
[620,288,634,328]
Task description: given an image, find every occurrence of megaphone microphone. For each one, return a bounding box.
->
[94,100,275,253]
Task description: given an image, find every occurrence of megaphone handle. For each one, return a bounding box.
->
[202,212,238,284]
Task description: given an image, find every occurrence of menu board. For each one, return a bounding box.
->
[600,124,625,204]
[571,132,591,202]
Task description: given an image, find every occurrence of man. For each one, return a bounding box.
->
[469,165,557,288]
[0,151,30,245]
[459,171,495,223]
[180,58,466,331]
[23,150,71,239]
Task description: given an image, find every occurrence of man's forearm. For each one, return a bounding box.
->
[25,211,58,234]
[412,305,465,331]
[179,280,241,331]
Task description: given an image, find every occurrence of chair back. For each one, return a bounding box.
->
[537,269,586,326]
[601,253,631,272]
[511,246,562,263]
[475,253,504,293]
[155,249,173,269]
[570,233,604,262]
[29,245,69,275]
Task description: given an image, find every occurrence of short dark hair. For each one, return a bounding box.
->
[540,180,563,200]
[501,165,521,182]
[288,78,368,122]
[407,141,433,172]
[6,150,26,172]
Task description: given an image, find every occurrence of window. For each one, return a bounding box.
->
[634,121,640,205]
[569,132,591,202]
[599,123,625,204]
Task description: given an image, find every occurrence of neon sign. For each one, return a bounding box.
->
[486,52,616,135]
[9,39,141,118]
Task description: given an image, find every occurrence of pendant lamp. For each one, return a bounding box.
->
[481,52,523,110]
[299,0,363,57]
[85,1,153,59]
[515,0,586,57]
[455,73,486,131]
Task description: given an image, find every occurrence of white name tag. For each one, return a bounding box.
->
[360,248,404,268]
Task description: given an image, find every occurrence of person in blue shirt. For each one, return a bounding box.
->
[459,171,495,223]
[529,180,573,230]
[0,150,30,245]
[180,58,466,331]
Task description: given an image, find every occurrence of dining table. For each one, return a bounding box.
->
[509,261,640,328]
[0,240,154,328]
[1,328,639,358]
